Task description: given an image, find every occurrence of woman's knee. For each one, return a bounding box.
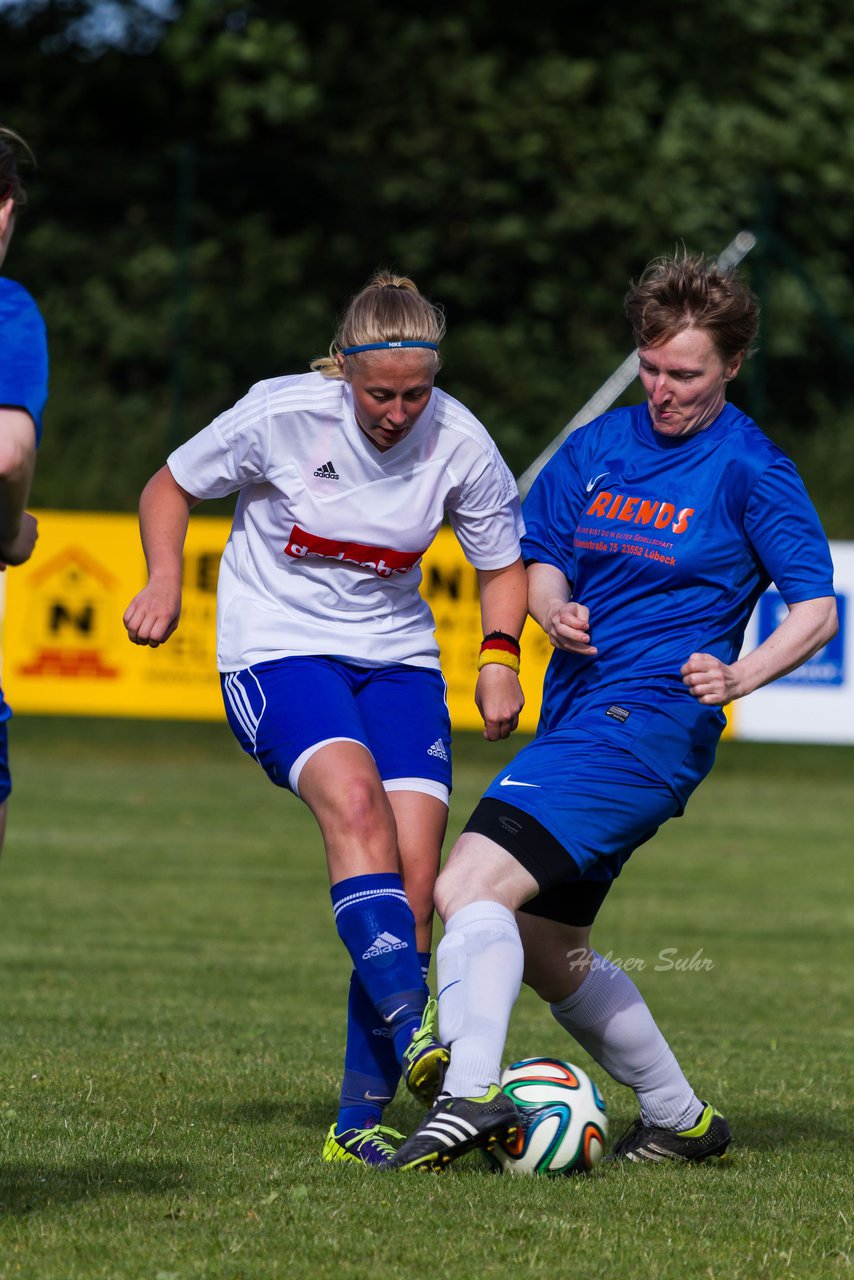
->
[519,916,593,1002]
[434,832,538,921]
[331,774,394,839]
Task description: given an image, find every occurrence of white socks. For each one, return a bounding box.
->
[436,901,524,1098]
[435,918,702,1129]
[550,951,702,1131]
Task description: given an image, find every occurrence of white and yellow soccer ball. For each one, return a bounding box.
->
[487,1057,608,1176]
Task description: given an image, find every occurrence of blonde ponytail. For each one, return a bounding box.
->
[311,271,445,379]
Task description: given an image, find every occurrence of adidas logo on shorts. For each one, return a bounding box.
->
[313,460,339,480]
[363,931,407,959]
[427,738,449,762]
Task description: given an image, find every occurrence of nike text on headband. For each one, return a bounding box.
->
[340,341,440,355]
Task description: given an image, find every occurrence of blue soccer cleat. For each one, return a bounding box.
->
[322,1122,406,1166]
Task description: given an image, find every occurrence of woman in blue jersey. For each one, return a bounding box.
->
[0,128,46,853]
[389,253,838,1171]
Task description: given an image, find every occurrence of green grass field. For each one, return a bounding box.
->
[0,717,851,1280]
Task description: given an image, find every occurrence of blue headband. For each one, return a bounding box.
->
[340,340,440,355]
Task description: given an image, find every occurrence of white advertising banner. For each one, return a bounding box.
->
[734,540,852,744]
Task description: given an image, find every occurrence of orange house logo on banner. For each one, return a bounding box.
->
[16,545,120,679]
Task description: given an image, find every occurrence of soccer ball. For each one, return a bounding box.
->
[486,1057,607,1176]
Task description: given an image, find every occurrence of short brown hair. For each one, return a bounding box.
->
[625,252,759,365]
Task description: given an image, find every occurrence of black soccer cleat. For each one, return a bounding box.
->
[385,1086,520,1172]
[607,1102,732,1163]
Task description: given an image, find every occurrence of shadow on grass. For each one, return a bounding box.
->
[225,1097,336,1130]
[737,1111,852,1153]
[227,1098,291,1125]
[0,1159,190,1216]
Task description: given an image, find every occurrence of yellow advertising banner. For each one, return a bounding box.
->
[2,511,226,720]
[1,511,552,732]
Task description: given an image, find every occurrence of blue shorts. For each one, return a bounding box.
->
[0,714,9,805]
[221,656,452,803]
[477,727,681,915]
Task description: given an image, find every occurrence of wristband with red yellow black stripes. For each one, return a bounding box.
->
[477,630,521,674]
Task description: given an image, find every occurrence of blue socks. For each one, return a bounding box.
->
[336,970,397,1132]
[331,872,428,1133]
[336,950,431,1133]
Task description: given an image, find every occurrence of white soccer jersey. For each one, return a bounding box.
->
[167,372,523,672]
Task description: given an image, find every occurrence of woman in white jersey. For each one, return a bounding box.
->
[124,272,527,1165]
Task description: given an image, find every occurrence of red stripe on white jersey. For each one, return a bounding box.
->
[284,523,426,578]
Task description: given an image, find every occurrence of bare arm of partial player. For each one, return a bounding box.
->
[123,464,200,647]
[473,557,528,741]
[681,596,838,706]
[0,407,38,566]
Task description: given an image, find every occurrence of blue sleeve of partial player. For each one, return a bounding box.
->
[521,443,588,585]
[744,458,835,603]
[0,281,48,444]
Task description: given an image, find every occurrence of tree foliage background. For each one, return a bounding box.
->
[2,0,853,532]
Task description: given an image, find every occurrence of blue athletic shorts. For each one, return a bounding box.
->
[221,656,452,802]
[478,726,681,904]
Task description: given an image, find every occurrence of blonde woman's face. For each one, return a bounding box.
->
[343,350,436,451]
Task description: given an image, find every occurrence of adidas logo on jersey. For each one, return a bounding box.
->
[313,460,339,480]
[427,738,450,762]
[363,931,407,959]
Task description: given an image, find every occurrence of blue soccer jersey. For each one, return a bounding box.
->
[521,402,835,803]
[0,276,48,444]
[0,276,48,774]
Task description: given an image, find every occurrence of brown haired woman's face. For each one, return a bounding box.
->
[638,327,743,438]
[344,350,435,452]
